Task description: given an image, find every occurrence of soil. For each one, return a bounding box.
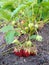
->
[0,24,49,65]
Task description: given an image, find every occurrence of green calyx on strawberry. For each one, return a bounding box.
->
[25,41,32,47]
[30,46,37,56]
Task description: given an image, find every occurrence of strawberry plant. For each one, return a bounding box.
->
[13,40,37,57]
[0,0,49,57]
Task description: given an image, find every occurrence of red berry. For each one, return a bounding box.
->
[15,51,19,56]
[18,51,22,57]
[13,48,23,57]
[19,49,23,57]
[23,49,30,57]
[13,48,19,56]
[20,49,23,53]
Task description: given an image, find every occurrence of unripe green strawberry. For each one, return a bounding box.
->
[28,23,35,32]
[35,24,38,29]
[25,41,32,47]
[36,35,43,41]
[28,23,34,28]
[25,27,29,33]
[12,21,15,26]
[13,48,23,57]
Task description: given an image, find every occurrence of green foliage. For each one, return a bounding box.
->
[5,30,15,44]
[30,35,43,41]
[0,9,11,21]
[11,4,26,18]
[15,31,21,36]
[2,1,15,11]
[0,0,49,22]
[0,0,49,44]
[0,25,21,44]
[1,25,14,33]
[37,0,43,3]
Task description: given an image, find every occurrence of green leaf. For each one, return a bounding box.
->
[2,1,15,11]
[43,0,49,2]
[15,32,21,36]
[5,30,15,44]
[11,1,33,18]
[11,4,26,18]
[30,35,37,40]
[37,0,43,3]
[1,25,14,33]
[30,35,43,41]
[41,2,49,6]
[0,9,11,21]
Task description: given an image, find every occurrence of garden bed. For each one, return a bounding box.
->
[0,23,49,65]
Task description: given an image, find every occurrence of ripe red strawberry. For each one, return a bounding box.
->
[18,51,22,57]
[13,46,37,57]
[14,51,20,56]
[23,48,30,57]
[19,49,23,56]
[13,48,23,57]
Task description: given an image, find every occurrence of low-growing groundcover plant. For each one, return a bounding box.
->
[0,0,49,57]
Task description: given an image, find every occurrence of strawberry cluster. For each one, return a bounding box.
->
[13,40,37,57]
[13,47,37,57]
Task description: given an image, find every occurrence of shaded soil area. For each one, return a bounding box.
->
[0,24,49,65]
